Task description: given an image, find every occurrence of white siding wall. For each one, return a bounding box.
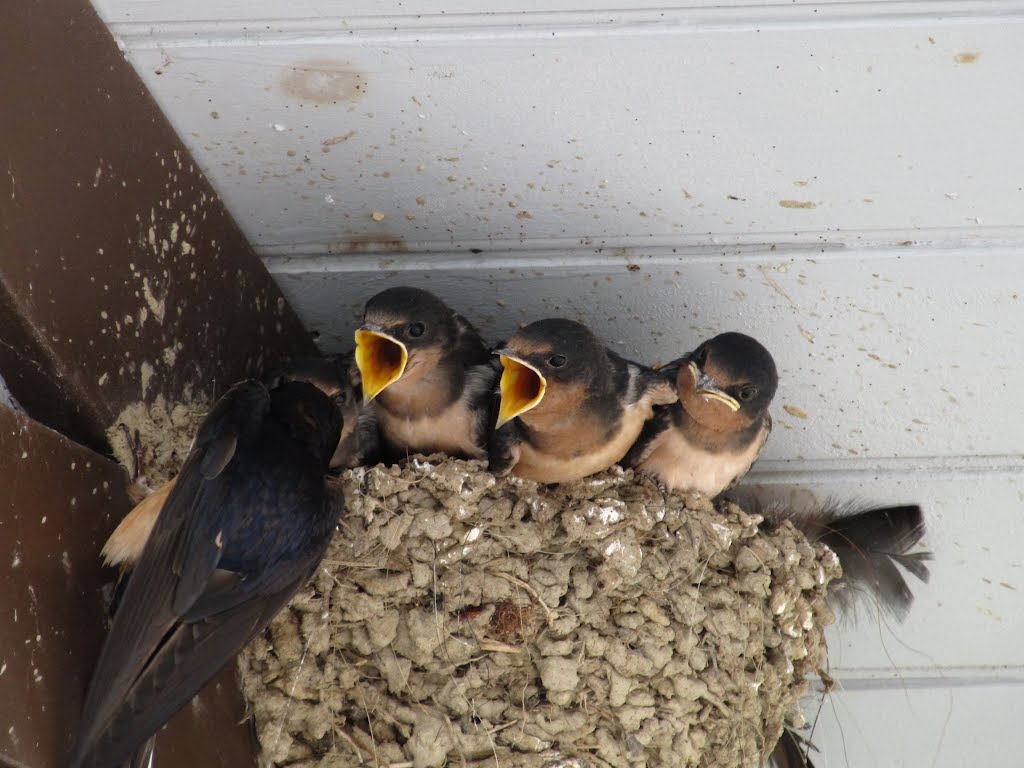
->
[93,1,1024,764]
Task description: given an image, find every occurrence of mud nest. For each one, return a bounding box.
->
[237,457,839,768]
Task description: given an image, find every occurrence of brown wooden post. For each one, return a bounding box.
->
[0,0,316,455]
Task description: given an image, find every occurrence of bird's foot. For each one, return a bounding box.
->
[118,423,153,502]
[635,470,670,504]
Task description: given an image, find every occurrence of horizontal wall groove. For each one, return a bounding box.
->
[105,1,1024,48]
[748,454,1024,481]
[259,230,1024,272]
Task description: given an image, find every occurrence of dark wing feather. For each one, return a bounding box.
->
[83,573,307,768]
[353,407,381,466]
[488,416,523,476]
[193,381,269,479]
[772,502,931,622]
[126,738,155,768]
[467,356,502,452]
[621,404,674,468]
[331,351,381,467]
[619,357,680,468]
[452,310,494,368]
[766,726,816,768]
[70,381,271,766]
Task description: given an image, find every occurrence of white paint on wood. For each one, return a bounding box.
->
[801,683,1024,767]
[91,5,1024,254]
[94,0,998,26]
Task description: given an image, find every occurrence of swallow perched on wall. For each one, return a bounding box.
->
[488,318,678,483]
[69,378,344,768]
[354,286,498,461]
[101,356,372,573]
[622,332,778,497]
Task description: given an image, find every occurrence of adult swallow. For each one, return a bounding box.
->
[268,353,379,470]
[354,286,498,460]
[488,318,677,483]
[101,355,373,572]
[69,378,344,768]
[622,332,778,497]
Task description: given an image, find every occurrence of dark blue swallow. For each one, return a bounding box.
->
[68,377,344,768]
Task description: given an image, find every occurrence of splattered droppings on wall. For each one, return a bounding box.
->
[281,60,367,104]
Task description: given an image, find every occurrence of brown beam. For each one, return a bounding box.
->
[0,0,316,455]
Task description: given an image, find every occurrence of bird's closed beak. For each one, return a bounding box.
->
[495,351,546,428]
[354,327,408,403]
[688,360,740,412]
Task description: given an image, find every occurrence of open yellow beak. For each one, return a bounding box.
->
[496,354,546,428]
[689,361,740,412]
[354,328,407,403]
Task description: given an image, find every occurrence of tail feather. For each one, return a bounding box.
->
[766,725,816,768]
[755,500,931,622]
[892,551,932,584]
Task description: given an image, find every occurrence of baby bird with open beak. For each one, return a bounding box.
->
[354,286,498,461]
[489,318,677,483]
[623,331,778,497]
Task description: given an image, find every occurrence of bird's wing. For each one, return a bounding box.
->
[621,404,674,467]
[487,415,523,476]
[78,567,310,768]
[466,356,502,452]
[452,310,494,368]
[637,366,679,407]
[71,380,271,766]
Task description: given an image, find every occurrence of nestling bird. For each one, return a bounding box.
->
[623,331,778,497]
[69,378,344,768]
[489,318,678,483]
[354,286,498,461]
[101,355,370,571]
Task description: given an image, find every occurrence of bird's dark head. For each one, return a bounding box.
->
[494,318,609,427]
[354,286,459,402]
[267,379,343,468]
[679,332,778,429]
[265,355,358,468]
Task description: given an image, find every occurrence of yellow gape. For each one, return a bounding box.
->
[354,329,408,403]
[496,355,547,427]
[688,361,740,412]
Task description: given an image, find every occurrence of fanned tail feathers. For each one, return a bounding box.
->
[763,501,931,622]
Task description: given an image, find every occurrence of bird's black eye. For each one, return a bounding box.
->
[693,346,709,366]
[547,354,567,368]
[336,389,349,406]
[408,322,425,338]
[739,386,758,402]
